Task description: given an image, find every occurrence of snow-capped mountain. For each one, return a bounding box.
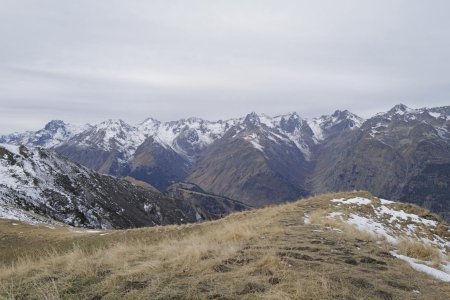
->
[366,104,450,141]
[3,105,450,222]
[312,104,450,221]
[186,112,313,206]
[0,120,90,148]
[307,110,364,143]
[1,110,364,165]
[137,117,239,161]
[1,110,364,192]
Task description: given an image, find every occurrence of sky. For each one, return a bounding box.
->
[1,0,450,134]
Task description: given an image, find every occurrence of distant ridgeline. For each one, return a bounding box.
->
[1,104,450,221]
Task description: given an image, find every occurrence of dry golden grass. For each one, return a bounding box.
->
[397,239,441,261]
[1,191,450,299]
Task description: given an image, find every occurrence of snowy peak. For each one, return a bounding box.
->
[97,118,128,129]
[137,117,161,134]
[378,104,450,121]
[331,110,364,127]
[43,120,67,132]
[0,120,89,148]
[93,119,134,139]
[146,117,237,159]
[388,103,411,114]
[378,103,422,120]
[306,110,364,143]
[76,119,145,158]
[243,112,261,127]
[274,112,303,132]
[228,112,315,159]
[367,104,450,140]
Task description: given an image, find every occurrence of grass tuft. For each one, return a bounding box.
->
[397,239,441,261]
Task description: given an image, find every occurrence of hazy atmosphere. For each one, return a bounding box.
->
[2,2,450,298]
[1,0,450,133]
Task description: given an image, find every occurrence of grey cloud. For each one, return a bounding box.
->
[1,0,450,133]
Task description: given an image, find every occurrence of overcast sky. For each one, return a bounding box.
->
[1,0,450,133]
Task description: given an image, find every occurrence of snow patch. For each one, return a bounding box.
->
[0,144,21,155]
[376,205,438,227]
[306,119,324,143]
[390,251,450,282]
[244,133,264,152]
[331,197,372,205]
[346,213,398,244]
[303,213,310,224]
[380,198,395,205]
[429,112,441,119]
[328,212,343,219]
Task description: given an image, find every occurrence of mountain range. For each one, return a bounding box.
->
[1,104,449,221]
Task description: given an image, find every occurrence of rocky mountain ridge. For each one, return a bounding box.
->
[2,104,449,220]
[0,144,230,228]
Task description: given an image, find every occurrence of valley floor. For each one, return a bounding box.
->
[1,192,450,299]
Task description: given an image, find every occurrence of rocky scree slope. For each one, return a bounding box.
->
[0,144,204,229]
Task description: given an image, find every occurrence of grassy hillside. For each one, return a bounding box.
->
[1,192,450,299]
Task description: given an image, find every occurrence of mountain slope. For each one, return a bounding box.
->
[311,104,450,221]
[1,192,449,299]
[0,144,201,229]
[127,136,190,190]
[165,182,251,220]
[187,113,311,206]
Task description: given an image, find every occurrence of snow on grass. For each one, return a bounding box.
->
[328,197,440,243]
[390,251,450,282]
[346,213,398,244]
[326,195,450,282]
[328,212,343,219]
[303,213,310,224]
[379,198,395,205]
[330,197,372,205]
[69,229,103,234]
[376,205,438,227]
